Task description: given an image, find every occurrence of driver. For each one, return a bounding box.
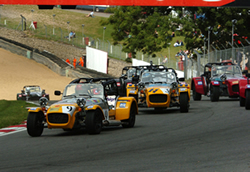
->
[75,84,89,96]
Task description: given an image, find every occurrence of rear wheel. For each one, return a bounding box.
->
[122,104,136,128]
[180,93,189,113]
[85,109,103,134]
[210,85,220,102]
[192,84,201,101]
[27,112,44,137]
[245,90,250,110]
[239,96,245,107]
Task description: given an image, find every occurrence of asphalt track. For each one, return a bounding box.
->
[1,96,250,172]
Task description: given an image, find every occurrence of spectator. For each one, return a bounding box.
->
[162,56,168,64]
[86,11,94,17]
[171,32,175,37]
[240,52,249,70]
[66,58,70,64]
[236,49,242,67]
[180,40,184,46]
[173,40,180,47]
[73,57,77,69]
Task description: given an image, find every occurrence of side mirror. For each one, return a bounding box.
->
[179,78,185,81]
[54,90,61,96]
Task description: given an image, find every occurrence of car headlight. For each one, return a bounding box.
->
[77,98,86,108]
[220,74,227,82]
[171,82,178,89]
[39,97,48,107]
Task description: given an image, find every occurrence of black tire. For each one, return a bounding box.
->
[239,96,245,107]
[85,109,103,134]
[210,85,220,102]
[122,104,136,128]
[180,93,189,113]
[245,90,250,110]
[46,95,50,101]
[27,112,44,137]
[192,84,202,101]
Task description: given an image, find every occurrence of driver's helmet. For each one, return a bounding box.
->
[93,87,101,95]
[75,84,85,95]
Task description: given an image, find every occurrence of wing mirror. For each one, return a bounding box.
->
[179,78,185,81]
[54,90,61,96]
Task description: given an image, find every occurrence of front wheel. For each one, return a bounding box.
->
[245,90,250,110]
[210,85,220,102]
[192,84,201,101]
[27,112,45,137]
[122,104,136,128]
[180,93,189,113]
[239,96,245,107]
[85,109,103,134]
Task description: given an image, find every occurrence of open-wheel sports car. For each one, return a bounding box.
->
[17,85,50,101]
[191,62,244,102]
[238,72,250,109]
[27,77,138,137]
[137,68,190,112]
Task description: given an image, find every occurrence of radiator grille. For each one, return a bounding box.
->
[232,84,239,92]
[47,113,69,124]
[149,94,168,103]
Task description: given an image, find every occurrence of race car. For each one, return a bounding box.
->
[191,62,244,102]
[17,85,50,101]
[238,72,250,109]
[27,77,138,137]
[137,70,190,112]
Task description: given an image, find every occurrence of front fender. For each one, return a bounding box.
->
[28,107,43,112]
[192,77,205,95]
[115,97,138,120]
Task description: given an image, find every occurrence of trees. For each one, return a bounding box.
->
[101,6,174,58]
[176,7,250,51]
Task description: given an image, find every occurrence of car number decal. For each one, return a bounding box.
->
[198,81,202,85]
[153,89,158,93]
[149,89,154,92]
[180,88,187,91]
[29,107,37,110]
[119,103,126,108]
[62,106,76,116]
[214,81,219,85]
[160,88,169,94]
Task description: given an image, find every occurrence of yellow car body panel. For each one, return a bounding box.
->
[115,97,138,120]
[28,107,43,112]
[145,86,172,108]
[126,84,138,97]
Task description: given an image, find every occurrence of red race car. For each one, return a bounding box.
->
[238,73,250,109]
[191,62,244,102]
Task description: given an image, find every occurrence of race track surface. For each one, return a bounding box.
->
[1,49,250,172]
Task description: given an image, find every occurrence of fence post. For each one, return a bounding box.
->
[44,24,47,38]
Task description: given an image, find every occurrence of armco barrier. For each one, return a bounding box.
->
[0,36,113,78]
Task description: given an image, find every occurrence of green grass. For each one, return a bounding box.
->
[0,100,37,128]
[0,5,186,68]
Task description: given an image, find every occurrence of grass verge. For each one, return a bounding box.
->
[0,100,37,128]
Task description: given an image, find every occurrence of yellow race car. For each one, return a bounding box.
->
[137,70,190,112]
[27,77,138,137]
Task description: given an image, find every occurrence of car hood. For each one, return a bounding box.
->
[145,84,171,94]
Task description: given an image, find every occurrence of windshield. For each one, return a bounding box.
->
[211,65,242,77]
[141,71,176,84]
[63,83,104,99]
[25,87,41,93]
[127,68,140,80]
